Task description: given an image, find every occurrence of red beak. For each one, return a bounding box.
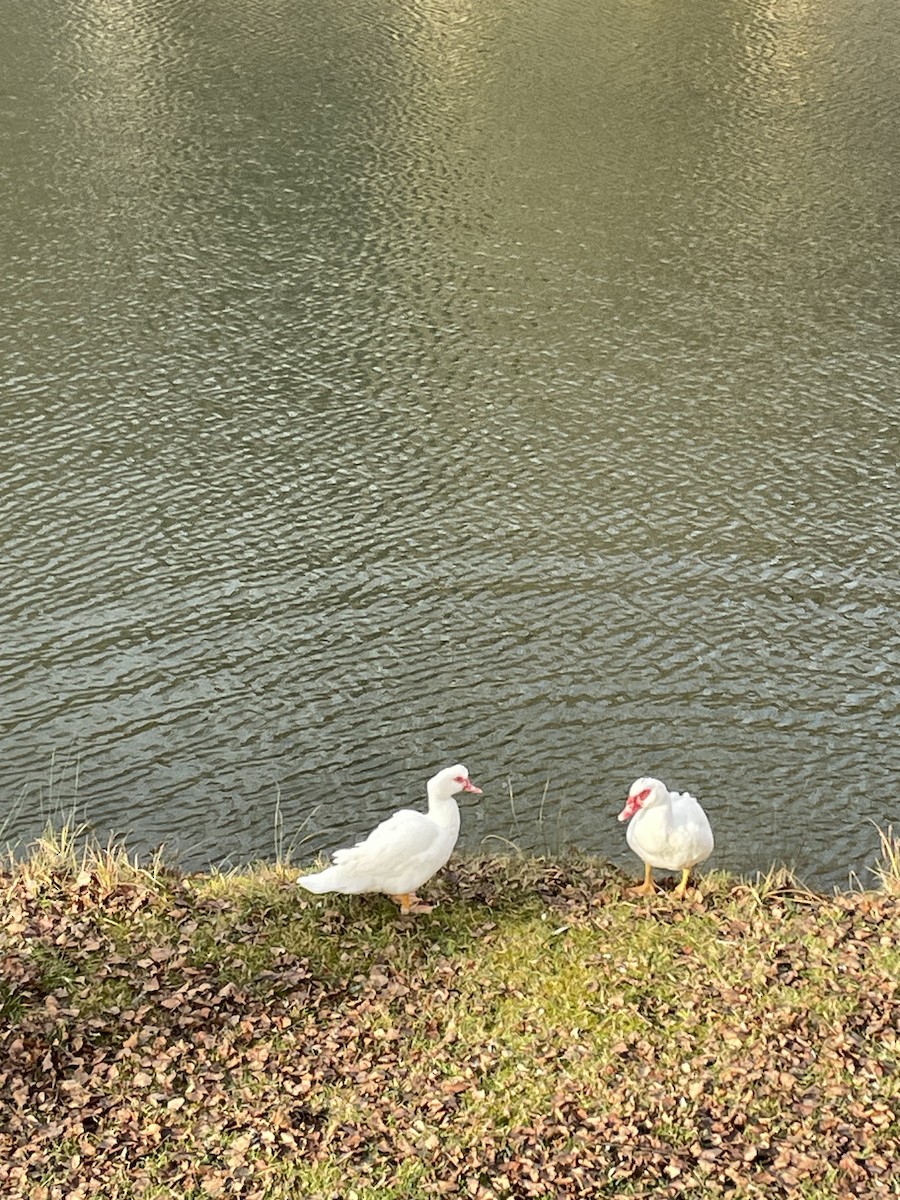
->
[617,794,640,822]
[618,786,651,821]
[461,777,483,794]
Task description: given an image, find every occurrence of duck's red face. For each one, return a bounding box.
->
[456,774,483,794]
[617,786,651,822]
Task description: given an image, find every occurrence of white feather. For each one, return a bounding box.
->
[621,777,714,873]
[297,764,479,900]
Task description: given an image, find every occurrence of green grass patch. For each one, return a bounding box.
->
[1,836,899,1198]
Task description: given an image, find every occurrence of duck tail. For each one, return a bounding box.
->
[296,866,342,894]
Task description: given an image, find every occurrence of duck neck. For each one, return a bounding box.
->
[426,784,461,831]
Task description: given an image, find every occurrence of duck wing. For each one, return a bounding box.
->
[669,791,715,862]
[332,808,439,878]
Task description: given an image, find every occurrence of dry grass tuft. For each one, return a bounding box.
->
[4,823,170,899]
[871,824,900,894]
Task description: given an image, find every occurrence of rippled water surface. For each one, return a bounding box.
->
[2,0,898,888]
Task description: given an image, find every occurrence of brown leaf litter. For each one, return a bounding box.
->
[1,855,898,1198]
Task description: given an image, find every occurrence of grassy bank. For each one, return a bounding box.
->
[2,832,899,1199]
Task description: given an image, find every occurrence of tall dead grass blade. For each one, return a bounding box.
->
[871,822,900,893]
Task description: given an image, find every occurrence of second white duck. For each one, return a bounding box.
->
[297,764,482,915]
[617,776,714,899]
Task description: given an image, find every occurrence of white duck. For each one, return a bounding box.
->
[617,776,714,899]
[297,764,482,914]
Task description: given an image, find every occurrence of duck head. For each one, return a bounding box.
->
[617,776,667,822]
[430,764,483,798]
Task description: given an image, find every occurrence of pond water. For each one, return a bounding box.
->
[2,0,898,889]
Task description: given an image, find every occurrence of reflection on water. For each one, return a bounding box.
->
[1,0,898,889]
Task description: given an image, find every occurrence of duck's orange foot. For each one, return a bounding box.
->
[629,881,656,897]
[671,868,692,900]
[389,892,434,915]
[628,864,655,897]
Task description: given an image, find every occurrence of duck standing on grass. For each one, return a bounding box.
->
[297,764,482,915]
[618,776,714,899]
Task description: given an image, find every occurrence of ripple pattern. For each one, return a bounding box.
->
[1,0,898,888]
